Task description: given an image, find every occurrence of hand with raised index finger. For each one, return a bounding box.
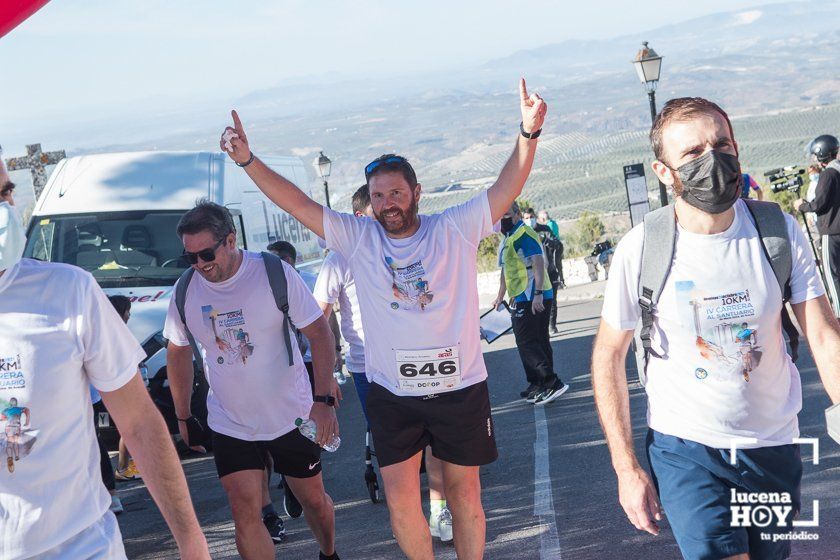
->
[519,78,548,136]
[220,109,252,165]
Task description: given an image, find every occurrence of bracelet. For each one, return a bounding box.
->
[520,121,542,140]
[176,416,194,423]
[236,152,255,168]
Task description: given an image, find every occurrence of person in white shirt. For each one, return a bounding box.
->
[0,202,208,560]
[219,78,547,560]
[592,97,840,560]
[164,200,341,560]
[313,184,455,543]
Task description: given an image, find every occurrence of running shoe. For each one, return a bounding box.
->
[534,379,569,405]
[520,383,540,398]
[429,507,453,543]
[115,459,140,481]
[283,477,303,519]
[110,495,124,515]
[526,387,542,403]
[263,513,286,544]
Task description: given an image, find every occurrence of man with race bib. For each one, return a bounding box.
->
[219,78,547,560]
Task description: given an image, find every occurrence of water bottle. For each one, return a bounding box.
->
[296,418,341,452]
[333,363,348,385]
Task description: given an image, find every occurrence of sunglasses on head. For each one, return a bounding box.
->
[1,182,15,197]
[182,237,226,265]
[364,155,409,177]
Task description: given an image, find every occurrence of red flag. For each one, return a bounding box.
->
[0,0,51,39]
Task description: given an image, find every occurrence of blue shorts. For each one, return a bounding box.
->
[646,430,801,560]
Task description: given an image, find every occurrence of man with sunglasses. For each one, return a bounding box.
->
[220,78,547,559]
[164,200,342,560]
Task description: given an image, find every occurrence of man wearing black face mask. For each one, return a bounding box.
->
[592,97,840,560]
[493,202,568,405]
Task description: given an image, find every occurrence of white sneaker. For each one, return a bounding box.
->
[110,495,124,515]
[429,507,453,543]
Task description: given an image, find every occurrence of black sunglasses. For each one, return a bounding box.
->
[182,237,226,265]
[365,155,409,177]
[1,182,15,197]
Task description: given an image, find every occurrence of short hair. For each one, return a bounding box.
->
[352,184,371,214]
[365,154,418,188]
[510,201,521,214]
[650,97,734,164]
[108,295,131,318]
[524,207,535,215]
[267,240,296,264]
[176,199,236,241]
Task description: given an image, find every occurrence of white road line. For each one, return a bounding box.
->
[534,405,562,559]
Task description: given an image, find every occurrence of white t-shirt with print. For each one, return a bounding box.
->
[323,192,494,396]
[602,200,824,449]
[0,260,144,559]
[163,251,322,441]
[314,250,366,373]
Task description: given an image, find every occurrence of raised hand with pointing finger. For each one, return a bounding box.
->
[520,78,547,135]
[220,110,252,165]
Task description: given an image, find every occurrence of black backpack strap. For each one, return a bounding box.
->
[743,199,799,361]
[261,251,296,366]
[174,267,204,373]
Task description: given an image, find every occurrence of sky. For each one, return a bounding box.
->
[2,0,779,134]
[1,0,793,211]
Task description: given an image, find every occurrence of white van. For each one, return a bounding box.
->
[22,151,321,430]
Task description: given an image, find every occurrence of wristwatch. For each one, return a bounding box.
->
[520,121,542,139]
[534,290,544,295]
[314,395,337,407]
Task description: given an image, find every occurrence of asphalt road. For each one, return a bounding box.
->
[117,299,839,559]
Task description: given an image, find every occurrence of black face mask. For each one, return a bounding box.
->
[500,217,515,234]
[673,150,742,214]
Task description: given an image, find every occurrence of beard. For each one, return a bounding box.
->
[375,196,419,235]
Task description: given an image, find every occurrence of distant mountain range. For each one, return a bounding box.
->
[11,1,840,221]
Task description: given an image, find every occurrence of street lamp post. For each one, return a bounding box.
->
[632,41,668,207]
[316,151,332,208]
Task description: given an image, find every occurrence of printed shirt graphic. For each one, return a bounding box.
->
[202,305,254,365]
[0,260,144,559]
[323,192,494,396]
[385,256,434,310]
[601,200,824,448]
[164,252,322,441]
[676,282,763,383]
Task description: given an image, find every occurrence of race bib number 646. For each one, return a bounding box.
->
[395,346,461,395]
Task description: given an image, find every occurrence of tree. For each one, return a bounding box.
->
[567,211,606,257]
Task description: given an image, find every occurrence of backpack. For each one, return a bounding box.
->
[634,199,800,386]
[175,251,296,372]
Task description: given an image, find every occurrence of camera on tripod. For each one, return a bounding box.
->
[764,166,806,194]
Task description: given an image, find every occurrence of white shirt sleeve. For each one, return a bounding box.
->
[79,273,147,392]
[282,260,324,330]
[442,191,494,248]
[323,207,369,260]
[313,251,342,305]
[162,278,191,347]
[785,214,826,304]
[600,225,645,331]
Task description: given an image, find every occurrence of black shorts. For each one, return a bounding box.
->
[366,380,498,468]
[212,429,323,480]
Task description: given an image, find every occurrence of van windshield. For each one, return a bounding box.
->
[24,211,190,288]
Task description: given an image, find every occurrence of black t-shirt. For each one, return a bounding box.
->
[801,167,840,235]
